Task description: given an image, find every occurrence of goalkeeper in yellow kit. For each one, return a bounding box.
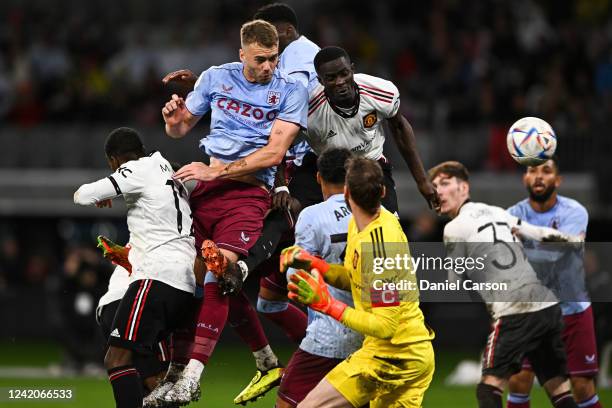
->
[281,157,436,408]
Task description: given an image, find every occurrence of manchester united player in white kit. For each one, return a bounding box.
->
[74,127,197,408]
[430,160,582,408]
[298,46,439,213]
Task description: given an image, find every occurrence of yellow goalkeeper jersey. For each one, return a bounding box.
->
[342,208,434,359]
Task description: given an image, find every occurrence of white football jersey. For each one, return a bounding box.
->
[74,151,196,293]
[98,265,131,309]
[305,73,401,159]
[443,201,557,319]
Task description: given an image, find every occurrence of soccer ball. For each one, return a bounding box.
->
[506,117,557,166]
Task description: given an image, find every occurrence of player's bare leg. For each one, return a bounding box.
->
[569,376,600,407]
[543,376,580,408]
[507,369,535,407]
[298,378,352,408]
[200,240,284,405]
[257,286,307,343]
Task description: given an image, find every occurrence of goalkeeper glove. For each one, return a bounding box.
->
[287,269,346,321]
[97,235,132,273]
[280,246,330,274]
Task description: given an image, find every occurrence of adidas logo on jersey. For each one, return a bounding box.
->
[110,328,120,338]
[324,130,337,140]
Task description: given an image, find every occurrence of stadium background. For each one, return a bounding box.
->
[0,0,611,406]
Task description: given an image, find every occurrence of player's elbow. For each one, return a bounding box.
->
[376,326,395,340]
[264,148,286,167]
[270,153,285,167]
[369,317,398,339]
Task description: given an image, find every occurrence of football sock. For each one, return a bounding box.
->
[257,297,307,343]
[171,328,195,365]
[228,291,269,351]
[191,282,228,364]
[578,394,602,408]
[108,365,142,408]
[243,210,292,272]
[253,345,279,371]
[184,359,205,380]
[552,391,579,408]
[476,383,503,408]
[507,393,530,408]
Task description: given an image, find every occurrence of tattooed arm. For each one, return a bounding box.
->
[173,119,301,183]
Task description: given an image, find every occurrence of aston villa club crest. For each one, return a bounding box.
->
[267,91,281,106]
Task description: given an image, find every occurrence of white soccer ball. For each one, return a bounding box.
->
[506,117,557,166]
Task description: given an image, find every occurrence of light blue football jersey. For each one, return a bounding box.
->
[279,35,320,166]
[287,194,364,359]
[279,35,320,93]
[185,62,308,187]
[508,195,590,315]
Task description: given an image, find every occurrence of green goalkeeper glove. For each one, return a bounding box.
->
[287,269,347,321]
[280,246,330,274]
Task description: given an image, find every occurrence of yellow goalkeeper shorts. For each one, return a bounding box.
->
[326,340,434,408]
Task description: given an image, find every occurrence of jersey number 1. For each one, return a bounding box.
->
[166,180,186,233]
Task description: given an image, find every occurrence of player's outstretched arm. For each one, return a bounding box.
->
[387,113,440,211]
[162,94,201,139]
[288,269,398,339]
[73,178,120,206]
[219,119,300,177]
[322,264,352,291]
[513,221,584,243]
[173,119,301,183]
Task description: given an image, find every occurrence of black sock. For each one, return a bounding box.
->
[476,383,503,408]
[243,210,292,271]
[551,391,578,408]
[108,365,143,408]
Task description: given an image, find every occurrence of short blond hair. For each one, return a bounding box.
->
[241,19,278,48]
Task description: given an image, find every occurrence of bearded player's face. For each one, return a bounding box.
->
[240,42,279,84]
[524,159,560,203]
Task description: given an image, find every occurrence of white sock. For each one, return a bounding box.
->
[253,345,279,371]
[183,359,205,380]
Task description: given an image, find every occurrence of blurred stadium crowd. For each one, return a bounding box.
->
[1,0,612,372]
[0,0,611,169]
